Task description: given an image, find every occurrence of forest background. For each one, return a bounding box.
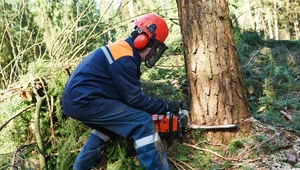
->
[0,0,299,169]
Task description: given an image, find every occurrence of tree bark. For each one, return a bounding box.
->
[176,0,251,144]
[273,0,279,40]
[245,0,254,30]
[293,7,299,40]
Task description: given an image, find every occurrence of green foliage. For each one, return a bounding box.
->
[105,138,142,170]
[0,99,32,152]
[238,32,300,133]
[240,31,264,47]
[252,134,286,154]
[171,131,230,169]
[222,161,233,169]
[174,141,229,169]
[141,54,189,108]
[190,130,206,144]
[51,119,89,170]
[176,144,211,168]
[228,139,245,156]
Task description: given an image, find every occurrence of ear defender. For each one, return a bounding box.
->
[133,33,149,50]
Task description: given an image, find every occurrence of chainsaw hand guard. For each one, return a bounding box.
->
[166,100,182,113]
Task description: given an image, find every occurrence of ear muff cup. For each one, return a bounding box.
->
[133,34,149,50]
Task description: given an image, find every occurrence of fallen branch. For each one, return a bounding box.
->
[167,157,186,170]
[10,142,36,170]
[30,74,46,170]
[49,95,56,146]
[231,158,261,169]
[235,133,278,160]
[279,110,292,121]
[0,103,35,131]
[170,157,196,170]
[183,143,238,161]
[0,87,21,99]
[46,149,80,157]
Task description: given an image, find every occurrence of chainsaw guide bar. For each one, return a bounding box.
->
[188,124,238,130]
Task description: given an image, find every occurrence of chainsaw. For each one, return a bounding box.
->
[152,109,238,137]
[152,109,189,137]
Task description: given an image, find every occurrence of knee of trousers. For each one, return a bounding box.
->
[73,132,107,170]
[83,131,109,150]
[133,115,161,152]
[131,114,157,140]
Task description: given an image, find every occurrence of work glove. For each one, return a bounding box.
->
[166,100,182,113]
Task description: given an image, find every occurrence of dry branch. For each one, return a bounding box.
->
[49,95,56,146]
[10,142,36,170]
[168,157,196,170]
[0,104,35,131]
[183,143,238,161]
[231,158,261,169]
[279,110,292,121]
[29,74,46,169]
[235,133,278,160]
[167,157,186,170]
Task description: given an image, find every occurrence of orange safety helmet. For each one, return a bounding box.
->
[133,13,169,50]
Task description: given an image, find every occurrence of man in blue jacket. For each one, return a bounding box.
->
[62,13,181,170]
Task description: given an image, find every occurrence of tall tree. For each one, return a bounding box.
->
[176,0,251,144]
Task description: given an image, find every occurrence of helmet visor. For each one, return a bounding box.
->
[145,39,168,68]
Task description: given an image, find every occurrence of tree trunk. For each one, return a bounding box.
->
[245,0,254,30]
[273,0,279,40]
[176,0,251,144]
[293,8,299,40]
[255,8,261,32]
[267,17,274,39]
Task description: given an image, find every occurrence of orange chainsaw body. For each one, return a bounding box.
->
[152,114,179,133]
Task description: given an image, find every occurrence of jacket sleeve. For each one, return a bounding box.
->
[108,56,167,114]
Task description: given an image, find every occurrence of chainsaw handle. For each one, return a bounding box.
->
[166,100,183,114]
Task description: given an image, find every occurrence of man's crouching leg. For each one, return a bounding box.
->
[133,116,169,170]
[73,130,110,170]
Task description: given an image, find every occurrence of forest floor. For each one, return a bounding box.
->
[165,117,300,170]
[244,118,299,170]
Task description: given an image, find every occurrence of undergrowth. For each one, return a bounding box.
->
[238,32,300,134]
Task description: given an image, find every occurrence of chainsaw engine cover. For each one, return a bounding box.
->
[152,110,189,137]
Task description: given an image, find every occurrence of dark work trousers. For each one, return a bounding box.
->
[72,103,169,170]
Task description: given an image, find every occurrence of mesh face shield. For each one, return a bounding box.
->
[144,39,168,68]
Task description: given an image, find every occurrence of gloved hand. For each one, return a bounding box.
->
[166,100,182,113]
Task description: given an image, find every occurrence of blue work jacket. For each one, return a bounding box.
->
[62,37,167,120]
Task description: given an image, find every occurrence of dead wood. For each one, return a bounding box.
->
[167,157,187,170]
[279,110,292,121]
[10,142,36,170]
[0,104,35,131]
[183,143,238,161]
[168,157,196,170]
[235,133,278,160]
[29,74,47,170]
